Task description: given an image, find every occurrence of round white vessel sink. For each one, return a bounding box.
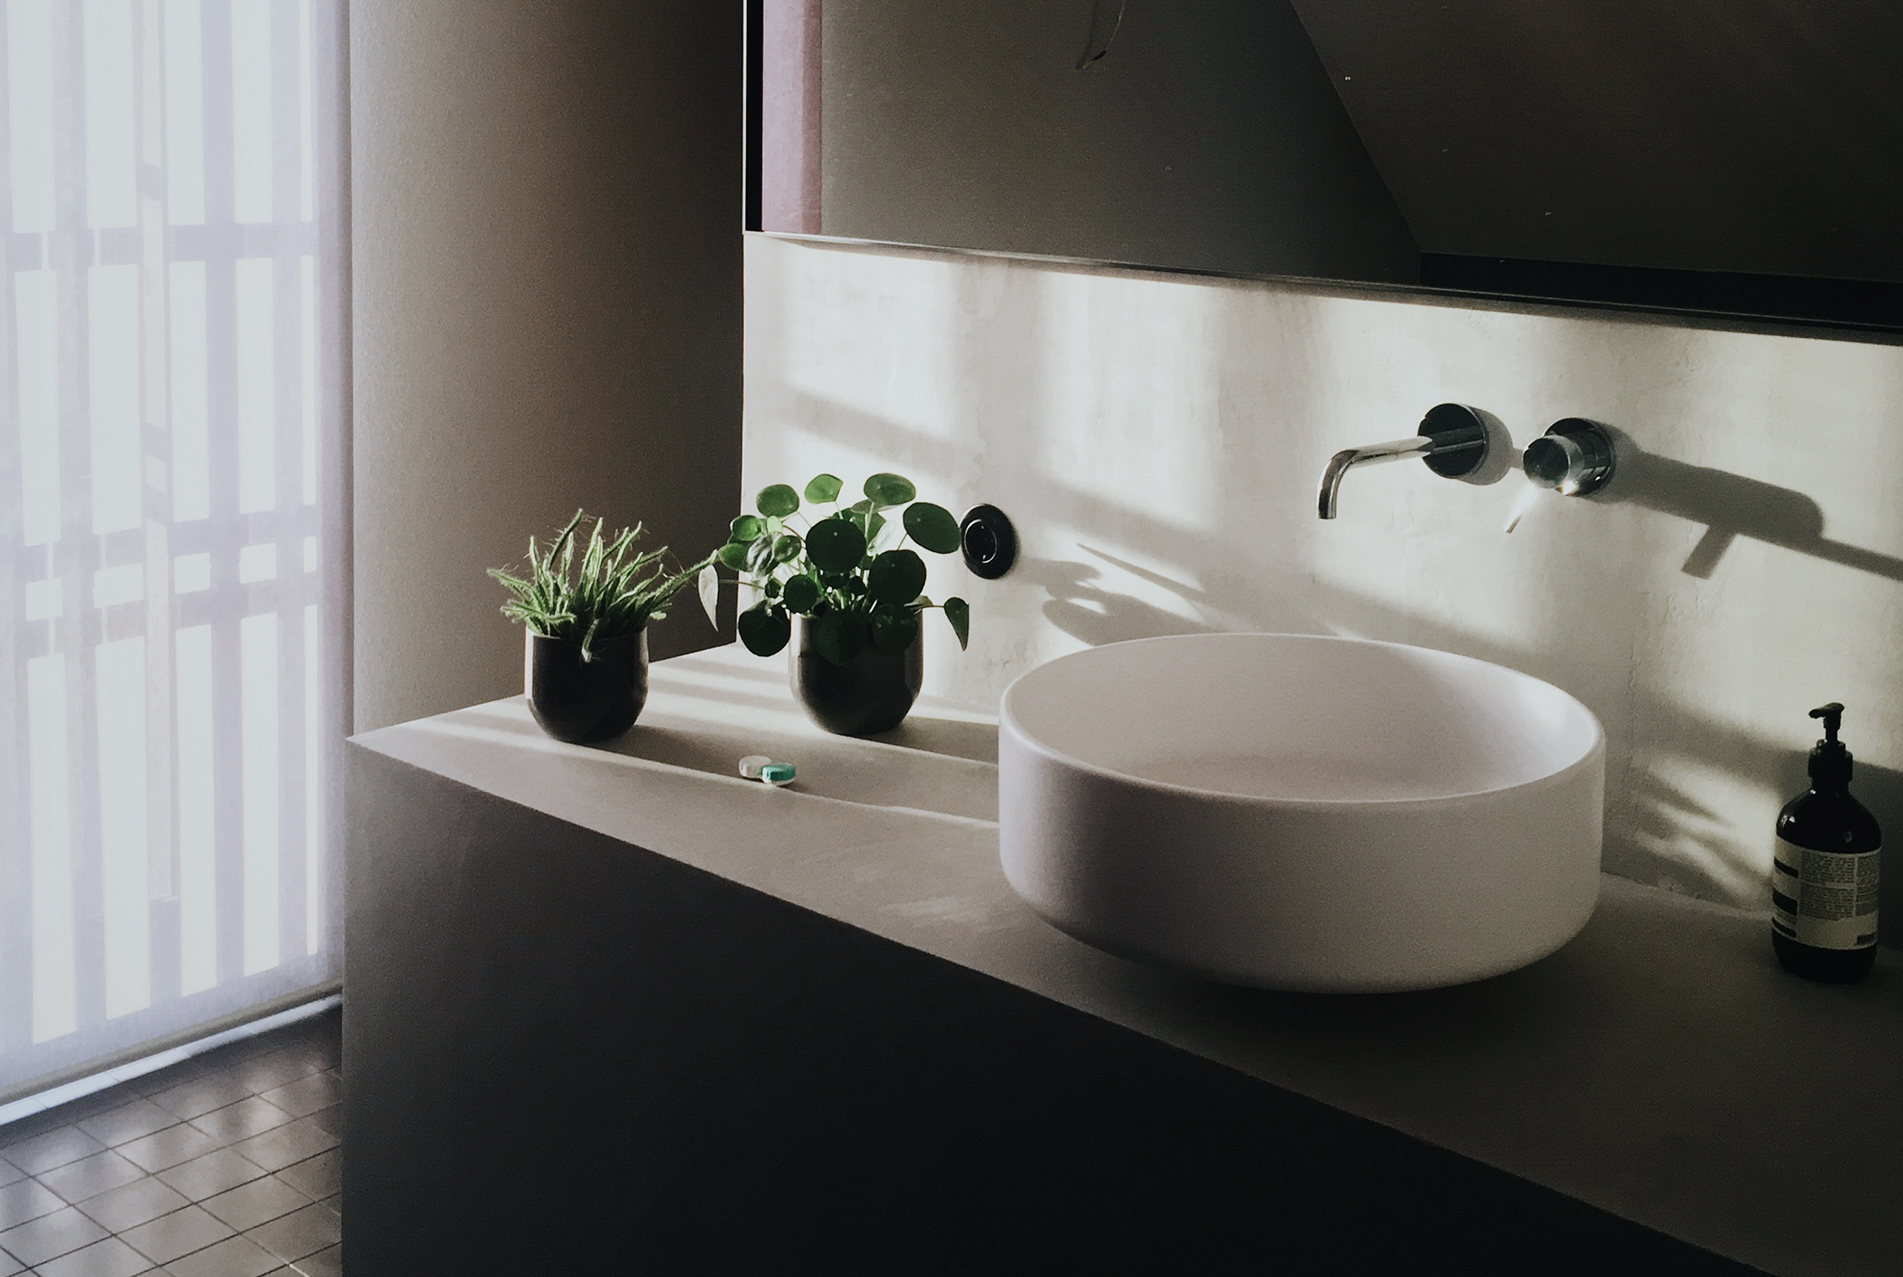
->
[998,633,1605,992]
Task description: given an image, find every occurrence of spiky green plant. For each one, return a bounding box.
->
[489,510,714,660]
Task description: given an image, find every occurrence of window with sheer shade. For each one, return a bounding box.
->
[1,0,344,1097]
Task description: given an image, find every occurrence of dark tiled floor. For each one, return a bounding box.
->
[0,1010,340,1276]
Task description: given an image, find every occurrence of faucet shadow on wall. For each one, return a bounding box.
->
[1596,435,1903,582]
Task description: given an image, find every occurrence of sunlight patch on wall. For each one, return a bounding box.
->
[1030,270,1222,541]
[1614,747,1777,907]
[781,245,960,441]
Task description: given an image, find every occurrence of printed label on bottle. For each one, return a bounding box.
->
[1772,837,1880,950]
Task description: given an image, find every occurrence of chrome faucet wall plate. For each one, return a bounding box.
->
[1419,403,1491,479]
[1523,419,1616,496]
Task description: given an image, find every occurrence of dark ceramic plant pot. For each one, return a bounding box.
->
[791,617,923,736]
[525,629,648,743]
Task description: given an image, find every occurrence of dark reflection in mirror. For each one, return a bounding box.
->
[749,0,1903,333]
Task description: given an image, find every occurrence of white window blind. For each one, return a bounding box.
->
[1,0,344,1097]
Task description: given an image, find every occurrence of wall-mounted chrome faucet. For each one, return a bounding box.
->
[1502,418,1619,532]
[1317,403,1494,519]
[1521,418,1616,496]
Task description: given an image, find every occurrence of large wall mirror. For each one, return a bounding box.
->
[745,1,1903,335]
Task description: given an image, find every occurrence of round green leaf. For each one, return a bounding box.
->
[737,602,791,656]
[728,514,763,543]
[860,510,886,546]
[902,502,961,554]
[867,549,927,605]
[805,517,867,574]
[871,610,919,654]
[762,576,782,599]
[943,596,970,650]
[809,611,867,665]
[782,574,821,613]
[773,533,803,564]
[862,473,916,507]
[756,484,800,518]
[716,541,750,571]
[803,473,843,503]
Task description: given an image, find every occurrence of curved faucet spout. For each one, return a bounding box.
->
[1316,436,1431,519]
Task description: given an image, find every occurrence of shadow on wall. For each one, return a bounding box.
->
[1852,764,1903,936]
[746,239,1903,942]
[1021,547,1328,647]
[1591,433,1903,581]
[772,375,1903,919]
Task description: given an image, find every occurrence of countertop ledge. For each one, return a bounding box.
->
[353,644,1902,1277]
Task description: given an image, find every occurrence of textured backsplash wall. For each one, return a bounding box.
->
[742,235,1903,923]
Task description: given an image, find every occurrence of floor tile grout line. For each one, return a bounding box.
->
[9,1158,338,1270]
[3,1056,340,1176]
[0,1010,340,1277]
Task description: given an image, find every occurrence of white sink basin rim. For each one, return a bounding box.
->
[998,633,1605,992]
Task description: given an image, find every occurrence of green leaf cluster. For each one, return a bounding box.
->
[714,473,971,664]
[489,510,714,659]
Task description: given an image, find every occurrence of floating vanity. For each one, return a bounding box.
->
[345,645,1901,1276]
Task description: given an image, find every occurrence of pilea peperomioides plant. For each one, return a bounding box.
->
[709,472,969,664]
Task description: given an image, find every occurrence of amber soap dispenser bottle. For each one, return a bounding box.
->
[1771,703,1881,982]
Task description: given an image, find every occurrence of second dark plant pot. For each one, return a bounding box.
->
[526,629,648,743]
[791,617,923,736]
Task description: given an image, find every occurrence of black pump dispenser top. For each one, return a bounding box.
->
[1808,702,1852,787]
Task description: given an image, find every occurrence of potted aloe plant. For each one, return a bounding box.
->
[490,510,712,743]
[706,472,968,735]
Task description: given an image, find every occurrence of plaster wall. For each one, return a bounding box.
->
[743,234,1903,920]
[350,0,742,732]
